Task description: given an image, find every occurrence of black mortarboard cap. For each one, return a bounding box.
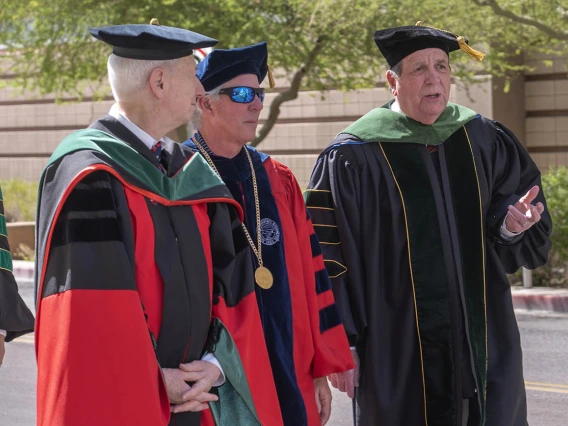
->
[196,42,275,92]
[374,22,485,68]
[90,19,218,60]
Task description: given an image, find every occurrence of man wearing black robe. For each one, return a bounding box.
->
[35,21,257,426]
[306,23,551,426]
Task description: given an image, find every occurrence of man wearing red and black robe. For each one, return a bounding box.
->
[185,42,354,426]
[35,22,262,426]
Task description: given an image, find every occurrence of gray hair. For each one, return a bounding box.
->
[107,54,181,101]
[189,84,223,133]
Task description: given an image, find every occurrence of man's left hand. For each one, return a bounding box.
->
[0,335,5,367]
[171,360,221,414]
[314,377,332,425]
[505,185,545,234]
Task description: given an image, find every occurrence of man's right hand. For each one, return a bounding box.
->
[162,367,219,412]
[328,349,360,399]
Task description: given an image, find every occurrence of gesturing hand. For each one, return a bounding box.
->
[505,186,545,234]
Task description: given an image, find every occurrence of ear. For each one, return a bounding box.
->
[386,70,398,96]
[148,68,166,98]
[197,95,215,117]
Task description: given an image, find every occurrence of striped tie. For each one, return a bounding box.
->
[151,141,167,173]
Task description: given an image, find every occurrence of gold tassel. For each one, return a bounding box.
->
[267,65,276,89]
[457,36,485,61]
[414,21,485,62]
[150,18,160,26]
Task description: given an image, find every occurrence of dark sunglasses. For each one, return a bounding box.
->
[218,86,265,103]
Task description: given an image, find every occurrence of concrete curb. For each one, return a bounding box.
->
[12,260,34,281]
[511,287,568,315]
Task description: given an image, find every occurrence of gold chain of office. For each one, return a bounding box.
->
[191,138,274,289]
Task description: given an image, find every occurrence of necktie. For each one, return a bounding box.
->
[151,141,169,174]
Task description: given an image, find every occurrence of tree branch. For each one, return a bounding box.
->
[473,0,568,40]
[251,36,327,147]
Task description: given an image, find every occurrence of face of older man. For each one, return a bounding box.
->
[167,56,205,128]
[211,73,263,145]
[389,48,451,125]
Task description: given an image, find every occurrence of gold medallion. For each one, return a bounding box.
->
[255,266,273,289]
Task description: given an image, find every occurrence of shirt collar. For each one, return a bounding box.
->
[390,100,406,116]
[109,104,175,154]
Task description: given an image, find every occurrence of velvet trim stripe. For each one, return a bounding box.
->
[315,269,332,295]
[310,233,323,256]
[0,248,12,272]
[312,224,340,245]
[0,234,8,252]
[444,127,488,423]
[324,260,347,278]
[319,303,343,333]
[380,142,456,426]
[304,189,334,210]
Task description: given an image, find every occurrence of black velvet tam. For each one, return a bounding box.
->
[374,25,469,68]
[90,21,217,60]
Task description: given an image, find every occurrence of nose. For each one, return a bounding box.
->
[249,92,264,111]
[425,66,441,84]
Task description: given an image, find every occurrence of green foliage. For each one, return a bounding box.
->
[542,166,568,260]
[0,0,566,98]
[531,166,568,286]
[0,179,38,222]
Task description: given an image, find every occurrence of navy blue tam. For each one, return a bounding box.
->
[90,20,218,60]
[374,22,484,68]
[197,42,268,92]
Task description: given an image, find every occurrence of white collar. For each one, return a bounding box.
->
[109,104,175,154]
[390,100,406,116]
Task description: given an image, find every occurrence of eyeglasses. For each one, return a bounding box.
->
[218,86,265,103]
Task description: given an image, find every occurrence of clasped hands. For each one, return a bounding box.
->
[163,360,220,413]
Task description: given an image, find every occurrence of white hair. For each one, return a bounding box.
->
[107,54,181,101]
[189,84,223,133]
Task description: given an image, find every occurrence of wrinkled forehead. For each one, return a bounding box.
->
[401,47,449,66]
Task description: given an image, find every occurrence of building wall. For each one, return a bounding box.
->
[523,51,568,171]
[1,62,552,190]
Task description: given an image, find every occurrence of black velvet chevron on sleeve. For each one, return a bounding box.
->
[51,171,122,247]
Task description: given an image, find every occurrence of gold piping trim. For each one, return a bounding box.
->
[324,259,348,278]
[379,142,428,425]
[304,189,331,193]
[320,241,341,245]
[464,127,488,402]
[313,224,338,228]
[0,248,10,254]
[306,206,334,211]
[0,213,4,218]
[0,266,13,272]
[0,233,7,238]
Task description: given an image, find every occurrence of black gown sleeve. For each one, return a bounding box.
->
[485,121,552,272]
[207,202,254,308]
[0,186,34,341]
[306,146,367,346]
